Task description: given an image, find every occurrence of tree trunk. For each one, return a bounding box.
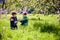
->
[2,0,5,10]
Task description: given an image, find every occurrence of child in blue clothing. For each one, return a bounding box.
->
[20,13,28,26]
[10,12,18,29]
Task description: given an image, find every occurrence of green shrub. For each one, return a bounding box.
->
[41,22,59,34]
[0,33,2,40]
[33,21,60,35]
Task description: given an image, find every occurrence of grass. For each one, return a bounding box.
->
[0,14,60,40]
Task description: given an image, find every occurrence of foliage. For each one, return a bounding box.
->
[0,0,60,14]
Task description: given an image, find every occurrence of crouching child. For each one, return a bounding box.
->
[10,12,18,29]
[20,13,28,26]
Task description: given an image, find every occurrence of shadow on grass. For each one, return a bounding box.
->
[33,21,60,36]
[0,33,2,40]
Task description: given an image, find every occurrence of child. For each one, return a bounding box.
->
[20,13,28,26]
[10,12,18,29]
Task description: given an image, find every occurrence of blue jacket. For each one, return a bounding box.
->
[10,17,17,27]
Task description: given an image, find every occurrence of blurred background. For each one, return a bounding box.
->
[0,0,60,40]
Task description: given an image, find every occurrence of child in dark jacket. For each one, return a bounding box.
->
[10,12,18,29]
[20,13,28,26]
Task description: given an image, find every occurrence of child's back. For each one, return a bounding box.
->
[20,13,28,26]
[23,15,28,25]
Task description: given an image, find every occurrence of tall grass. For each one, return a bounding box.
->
[0,14,60,40]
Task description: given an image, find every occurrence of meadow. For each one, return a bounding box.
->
[0,14,60,40]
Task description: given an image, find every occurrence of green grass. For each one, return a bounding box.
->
[0,14,60,40]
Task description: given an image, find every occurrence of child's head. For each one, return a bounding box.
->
[23,13,27,16]
[12,12,17,17]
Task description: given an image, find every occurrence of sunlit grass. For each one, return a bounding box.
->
[0,14,60,40]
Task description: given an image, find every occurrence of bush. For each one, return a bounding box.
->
[0,33,2,40]
[33,21,60,35]
[41,22,59,34]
